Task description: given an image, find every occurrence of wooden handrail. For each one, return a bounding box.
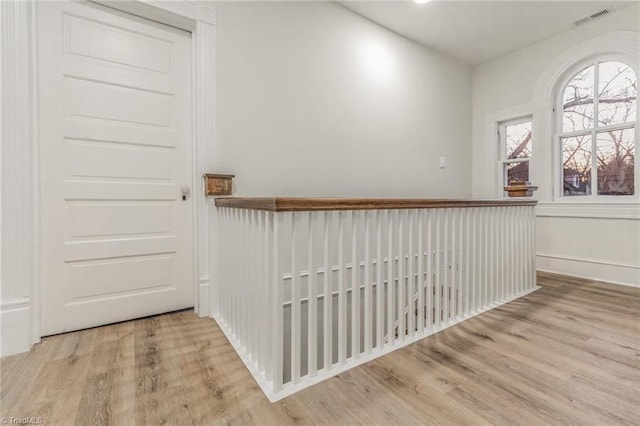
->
[214,197,537,211]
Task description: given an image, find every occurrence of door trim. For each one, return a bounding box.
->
[0,0,216,354]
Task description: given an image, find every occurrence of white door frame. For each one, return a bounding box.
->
[0,0,216,354]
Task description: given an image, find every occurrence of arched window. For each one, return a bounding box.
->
[559,60,636,197]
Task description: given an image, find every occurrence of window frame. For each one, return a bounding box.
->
[554,54,639,202]
[498,115,533,197]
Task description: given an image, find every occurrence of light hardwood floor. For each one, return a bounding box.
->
[1,272,639,425]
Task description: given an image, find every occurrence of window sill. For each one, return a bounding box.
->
[536,202,640,220]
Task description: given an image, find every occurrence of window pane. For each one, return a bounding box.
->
[562,135,592,196]
[596,128,635,195]
[598,62,637,127]
[505,121,532,159]
[504,161,529,186]
[562,65,595,133]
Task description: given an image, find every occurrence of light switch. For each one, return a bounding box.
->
[439,156,446,169]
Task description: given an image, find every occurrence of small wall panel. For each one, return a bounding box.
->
[69,254,173,299]
[69,140,172,180]
[65,14,172,73]
[69,203,172,237]
[67,77,172,128]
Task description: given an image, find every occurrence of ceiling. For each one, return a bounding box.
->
[339,1,637,65]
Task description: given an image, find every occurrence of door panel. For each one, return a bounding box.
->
[66,78,173,127]
[68,255,173,299]
[65,14,173,73]
[39,1,193,335]
[68,141,172,180]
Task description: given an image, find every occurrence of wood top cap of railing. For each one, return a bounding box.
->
[214,197,537,212]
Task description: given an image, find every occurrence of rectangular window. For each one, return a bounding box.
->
[498,117,532,196]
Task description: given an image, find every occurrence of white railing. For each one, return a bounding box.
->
[213,198,538,402]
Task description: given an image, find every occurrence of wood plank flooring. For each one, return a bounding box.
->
[1,272,639,425]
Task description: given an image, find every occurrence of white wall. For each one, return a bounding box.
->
[213,1,472,197]
[471,4,640,286]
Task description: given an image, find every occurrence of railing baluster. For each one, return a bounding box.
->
[272,212,283,391]
[510,207,516,296]
[498,207,503,300]
[505,206,510,298]
[481,208,487,308]
[249,210,256,363]
[235,208,241,341]
[265,212,270,373]
[290,213,300,384]
[222,209,227,323]
[376,211,384,349]
[386,210,394,345]
[495,208,500,302]
[513,207,517,296]
[323,211,332,371]
[457,208,463,317]
[451,208,457,319]
[524,207,529,291]
[338,212,347,365]
[426,210,433,329]
[227,209,233,333]
[477,208,483,309]
[523,207,529,291]
[243,209,249,346]
[520,206,526,294]
[417,210,424,334]
[471,209,480,313]
[406,210,414,338]
[364,211,372,354]
[525,207,529,290]
[511,208,520,294]
[258,211,266,374]
[490,208,495,303]
[505,207,510,297]
[220,209,225,324]
[397,210,405,339]
[502,208,507,297]
[497,207,502,300]
[307,211,317,377]
[464,209,470,315]
[434,209,441,328]
[443,209,449,323]
[351,211,360,359]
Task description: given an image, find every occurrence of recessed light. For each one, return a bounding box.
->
[414,0,432,4]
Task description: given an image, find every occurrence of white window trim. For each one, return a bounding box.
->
[554,54,638,202]
[536,201,640,220]
[529,30,640,219]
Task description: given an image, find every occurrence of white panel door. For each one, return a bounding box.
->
[38,1,194,335]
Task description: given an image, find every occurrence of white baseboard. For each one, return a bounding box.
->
[198,278,210,317]
[537,253,640,287]
[0,298,32,357]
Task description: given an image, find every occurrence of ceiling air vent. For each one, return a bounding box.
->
[573,7,615,26]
